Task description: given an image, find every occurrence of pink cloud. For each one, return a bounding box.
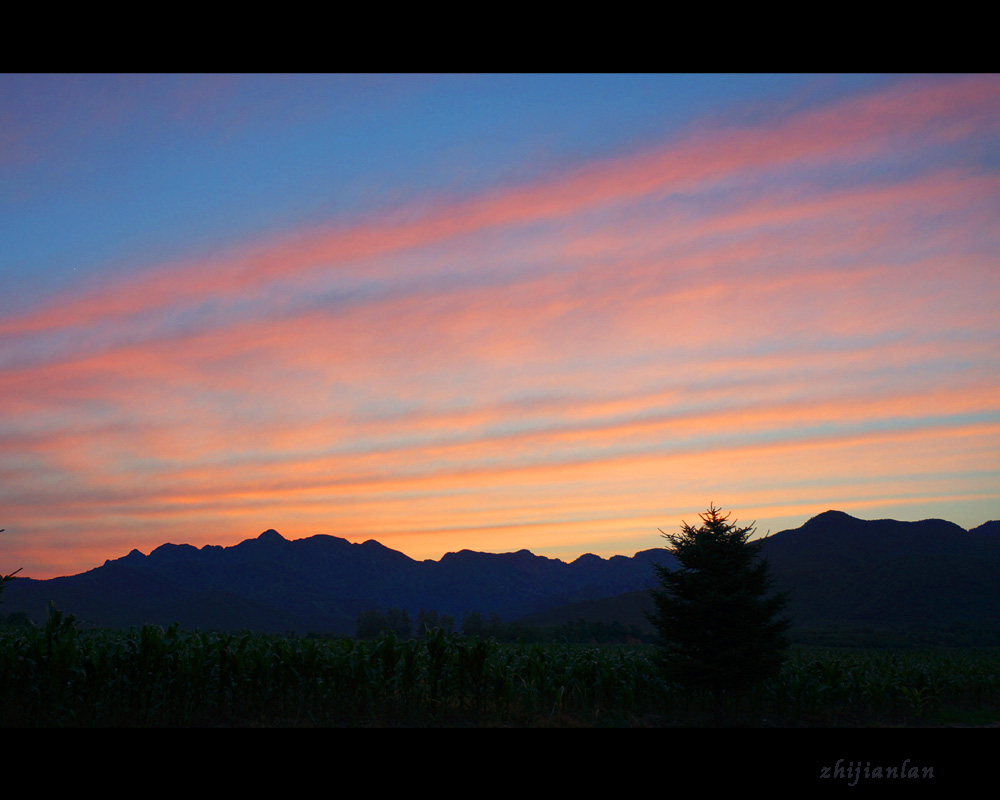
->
[4,74,999,578]
[4,74,996,340]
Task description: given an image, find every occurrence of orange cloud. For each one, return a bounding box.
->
[3,74,998,579]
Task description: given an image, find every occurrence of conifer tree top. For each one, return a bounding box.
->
[648,504,790,705]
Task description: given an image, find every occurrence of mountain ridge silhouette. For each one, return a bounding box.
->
[4,510,999,643]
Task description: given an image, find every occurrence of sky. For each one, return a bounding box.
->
[2,73,999,580]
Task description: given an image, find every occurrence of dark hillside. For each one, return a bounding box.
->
[4,511,998,645]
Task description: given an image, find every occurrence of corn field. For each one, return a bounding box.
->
[2,607,999,726]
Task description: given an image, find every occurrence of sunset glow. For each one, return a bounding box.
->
[3,73,999,579]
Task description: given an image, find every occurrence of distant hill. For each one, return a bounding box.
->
[2,529,671,636]
[759,510,1000,645]
[526,510,1000,646]
[3,510,998,645]
[515,589,655,632]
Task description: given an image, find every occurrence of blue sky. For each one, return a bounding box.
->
[2,73,998,578]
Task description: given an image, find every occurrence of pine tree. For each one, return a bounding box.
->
[648,505,789,717]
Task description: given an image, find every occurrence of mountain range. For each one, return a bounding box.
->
[3,510,999,645]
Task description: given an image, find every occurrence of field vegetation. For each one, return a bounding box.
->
[1,605,998,727]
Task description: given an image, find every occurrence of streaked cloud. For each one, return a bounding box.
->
[2,74,998,578]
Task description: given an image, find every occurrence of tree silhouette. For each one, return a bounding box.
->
[0,530,24,602]
[648,505,789,720]
[416,608,455,637]
[354,607,413,639]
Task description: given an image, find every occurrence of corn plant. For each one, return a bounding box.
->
[2,616,999,726]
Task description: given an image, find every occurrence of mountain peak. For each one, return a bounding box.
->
[802,510,861,528]
[361,539,389,549]
[970,520,1000,535]
[813,509,856,521]
[258,529,286,542]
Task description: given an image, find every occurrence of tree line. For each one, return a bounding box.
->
[353,606,652,644]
